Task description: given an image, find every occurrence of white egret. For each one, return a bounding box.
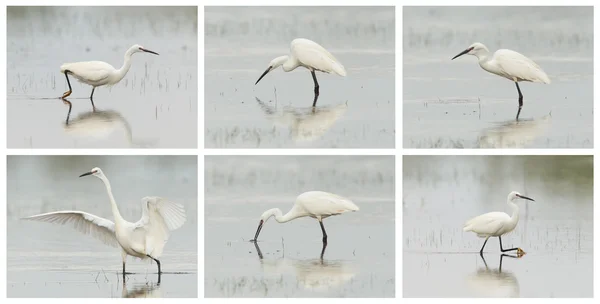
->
[255,38,347,104]
[463,191,534,254]
[452,42,550,120]
[60,44,159,99]
[250,191,358,244]
[23,167,186,276]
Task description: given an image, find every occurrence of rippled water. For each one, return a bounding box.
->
[7,156,198,298]
[205,6,395,148]
[403,156,593,297]
[7,6,197,148]
[403,7,593,148]
[205,156,395,297]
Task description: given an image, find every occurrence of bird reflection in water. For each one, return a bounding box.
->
[121,278,162,298]
[255,97,347,143]
[61,98,141,147]
[252,241,356,292]
[478,114,551,148]
[467,253,520,298]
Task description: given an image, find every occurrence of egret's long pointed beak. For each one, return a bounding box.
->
[452,47,473,60]
[251,220,264,242]
[141,48,159,55]
[255,66,272,85]
[79,171,94,177]
[516,194,535,202]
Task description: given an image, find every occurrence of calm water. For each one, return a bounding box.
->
[205,7,395,148]
[7,156,198,298]
[205,156,395,297]
[403,156,593,297]
[7,7,198,148]
[403,7,593,148]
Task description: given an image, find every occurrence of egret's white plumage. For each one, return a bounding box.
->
[463,191,534,254]
[60,44,159,99]
[23,167,185,275]
[452,42,550,120]
[255,38,346,104]
[251,191,358,243]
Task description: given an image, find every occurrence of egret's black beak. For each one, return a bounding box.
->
[141,48,159,55]
[250,220,264,242]
[452,47,473,60]
[79,171,94,177]
[255,66,272,85]
[516,194,535,202]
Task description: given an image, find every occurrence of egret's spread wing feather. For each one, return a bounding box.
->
[463,212,509,236]
[291,39,347,76]
[298,191,359,217]
[493,50,550,84]
[23,211,118,247]
[60,61,113,83]
[136,197,186,258]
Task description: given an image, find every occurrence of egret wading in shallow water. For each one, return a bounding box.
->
[60,44,159,99]
[23,167,186,278]
[452,43,550,121]
[463,191,535,255]
[255,38,347,107]
[250,191,358,244]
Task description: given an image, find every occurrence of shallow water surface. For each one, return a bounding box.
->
[7,7,198,148]
[403,156,593,297]
[7,156,198,298]
[205,156,395,297]
[205,7,395,148]
[403,7,593,148]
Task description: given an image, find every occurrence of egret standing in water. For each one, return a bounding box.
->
[452,42,550,120]
[250,191,358,244]
[255,38,347,106]
[60,44,159,99]
[463,191,535,255]
[23,167,186,277]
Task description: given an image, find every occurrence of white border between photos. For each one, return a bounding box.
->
[0,0,597,303]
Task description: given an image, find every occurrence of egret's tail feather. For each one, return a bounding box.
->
[332,61,347,77]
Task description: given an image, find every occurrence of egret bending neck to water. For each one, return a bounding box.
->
[255,38,347,107]
[452,42,550,121]
[60,44,159,99]
[463,191,534,255]
[251,191,358,244]
[23,167,186,278]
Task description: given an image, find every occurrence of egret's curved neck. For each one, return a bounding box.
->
[508,200,519,226]
[98,174,124,224]
[266,207,303,223]
[116,48,135,82]
[474,48,491,63]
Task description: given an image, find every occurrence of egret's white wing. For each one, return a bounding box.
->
[463,212,509,236]
[493,49,550,84]
[60,61,113,83]
[23,211,118,247]
[298,191,359,217]
[135,197,186,257]
[291,39,347,76]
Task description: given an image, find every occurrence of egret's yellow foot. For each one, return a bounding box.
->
[517,248,526,257]
[62,90,72,98]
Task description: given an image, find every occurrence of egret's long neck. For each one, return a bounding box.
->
[268,207,303,223]
[115,50,134,82]
[99,175,124,224]
[508,200,519,226]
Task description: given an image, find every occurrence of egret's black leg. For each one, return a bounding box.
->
[479,252,489,269]
[90,96,96,112]
[499,236,519,252]
[90,87,95,100]
[147,255,162,274]
[320,241,328,260]
[63,71,73,98]
[63,99,73,125]
[312,93,319,107]
[479,237,490,254]
[311,70,320,97]
[319,220,328,244]
[515,82,523,121]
